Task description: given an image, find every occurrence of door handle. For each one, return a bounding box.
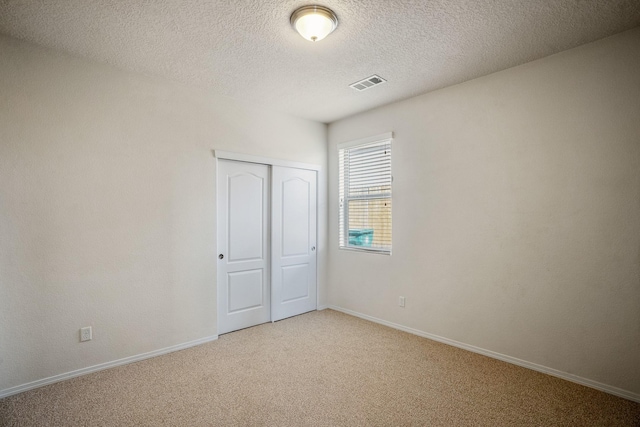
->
[311,246,315,251]
[219,254,224,259]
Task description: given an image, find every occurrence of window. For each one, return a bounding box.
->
[338,133,392,254]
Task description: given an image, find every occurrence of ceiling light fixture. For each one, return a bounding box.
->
[290,5,338,42]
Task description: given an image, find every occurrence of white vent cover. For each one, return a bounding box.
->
[349,75,387,91]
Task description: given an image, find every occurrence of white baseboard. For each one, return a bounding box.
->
[0,334,218,400]
[317,305,329,311]
[328,305,640,403]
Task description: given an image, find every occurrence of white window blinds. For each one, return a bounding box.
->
[339,136,392,253]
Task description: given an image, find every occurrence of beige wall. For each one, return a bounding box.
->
[2,24,638,401]
[328,28,640,398]
[0,35,327,393]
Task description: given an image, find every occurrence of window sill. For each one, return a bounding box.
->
[338,246,391,256]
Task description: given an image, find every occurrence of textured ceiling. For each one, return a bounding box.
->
[1,1,639,123]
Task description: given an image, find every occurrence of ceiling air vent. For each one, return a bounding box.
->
[349,75,387,91]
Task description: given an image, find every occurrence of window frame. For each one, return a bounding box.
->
[338,132,393,255]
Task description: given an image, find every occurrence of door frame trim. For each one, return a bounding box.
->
[213,150,321,171]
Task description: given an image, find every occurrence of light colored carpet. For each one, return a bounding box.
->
[1,309,638,426]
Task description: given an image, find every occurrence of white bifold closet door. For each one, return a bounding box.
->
[217,160,317,335]
[217,160,271,335]
[271,166,317,322]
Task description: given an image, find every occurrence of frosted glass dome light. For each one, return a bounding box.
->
[290,5,338,42]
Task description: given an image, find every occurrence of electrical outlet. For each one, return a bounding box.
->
[399,296,405,308]
[80,326,92,342]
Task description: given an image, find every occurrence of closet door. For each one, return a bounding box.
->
[271,166,317,321]
[217,160,271,335]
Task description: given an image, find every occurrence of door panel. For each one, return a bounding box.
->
[272,167,317,321]
[217,160,270,334]
[282,264,310,302]
[282,179,310,257]
[228,269,264,313]
[228,173,265,261]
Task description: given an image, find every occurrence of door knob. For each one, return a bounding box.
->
[219,254,224,259]
[311,246,315,251]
